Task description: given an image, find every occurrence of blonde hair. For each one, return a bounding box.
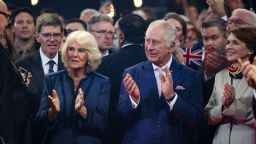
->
[61,30,102,74]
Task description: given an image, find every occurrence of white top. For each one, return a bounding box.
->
[39,47,59,75]
[130,56,178,110]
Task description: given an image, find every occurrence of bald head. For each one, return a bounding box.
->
[0,0,10,35]
[0,0,10,15]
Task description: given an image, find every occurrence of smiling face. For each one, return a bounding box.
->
[67,41,88,71]
[145,25,173,67]
[226,33,252,63]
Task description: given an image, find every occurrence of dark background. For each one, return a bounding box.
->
[4,0,256,21]
[5,0,207,20]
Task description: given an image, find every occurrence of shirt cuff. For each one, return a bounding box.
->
[129,95,139,109]
[167,93,178,110]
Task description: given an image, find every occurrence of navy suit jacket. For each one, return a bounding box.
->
[36,70,110,144]
[97,44,146,144]
[97,44,146,120]
[117,59,203,144]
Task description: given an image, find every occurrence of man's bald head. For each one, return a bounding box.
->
[0,0,10,15]
[0,0,10,35]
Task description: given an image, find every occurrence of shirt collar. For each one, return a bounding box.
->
[102,50,109,57]
[122,43,134,48]
[152,56,173,71]
[40,47,58,66]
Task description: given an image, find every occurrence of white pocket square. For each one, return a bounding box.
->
[175,85,185,90]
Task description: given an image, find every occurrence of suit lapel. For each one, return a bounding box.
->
[170,59,182,89]
[57,52,65,71]
[142,61,159,101]
[141,59,183,100]
[32,51,45,90]
[235,77,249,99]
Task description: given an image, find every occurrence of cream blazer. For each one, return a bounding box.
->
[204,69,255,144]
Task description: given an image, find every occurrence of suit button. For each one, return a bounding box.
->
[157,124,161,128]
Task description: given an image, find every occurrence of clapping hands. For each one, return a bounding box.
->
[75,88,87,118]
[48,90,60,121]
[48,90,60,114]
[75,88,85,111]
[222,83,235,107]
[159,68,175,100]
[239,57,256,89]
[48,88,87,120]
[123,73,140,103]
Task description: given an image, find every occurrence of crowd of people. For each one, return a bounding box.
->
[1,0,256,144]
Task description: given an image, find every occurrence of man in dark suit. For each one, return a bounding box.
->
[87,14,115,56]
[16,13,65,144]
[0,1,29,143]
[97,14,147,144]
[117,20,203,144]
[199,18,229,144]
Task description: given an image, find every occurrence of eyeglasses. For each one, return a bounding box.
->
[90,30,114,36]
[40,33,62,39]
[0,11,10,21]
[227,19,248,27]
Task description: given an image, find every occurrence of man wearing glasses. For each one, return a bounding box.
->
[16,13,65,144]
[87,14,115,56]
[0,0,30,144]
[227,8,256,34]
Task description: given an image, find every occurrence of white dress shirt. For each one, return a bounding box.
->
[39,48,59,75]
[130,56,178,110]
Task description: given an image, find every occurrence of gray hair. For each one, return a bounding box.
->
[79,8,99,20]
[232,8,256,27]
[146,20,176,47]
[87,14,113,31]
[36,13,64,32]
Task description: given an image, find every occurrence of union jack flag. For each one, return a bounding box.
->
[182,47,203,70]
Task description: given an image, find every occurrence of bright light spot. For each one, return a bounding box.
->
[134,0,143,8]
[107,4,115,18]
[31,0,39,6]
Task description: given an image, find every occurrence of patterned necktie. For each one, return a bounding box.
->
[48,60,55,73]
[156,67,165,96]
